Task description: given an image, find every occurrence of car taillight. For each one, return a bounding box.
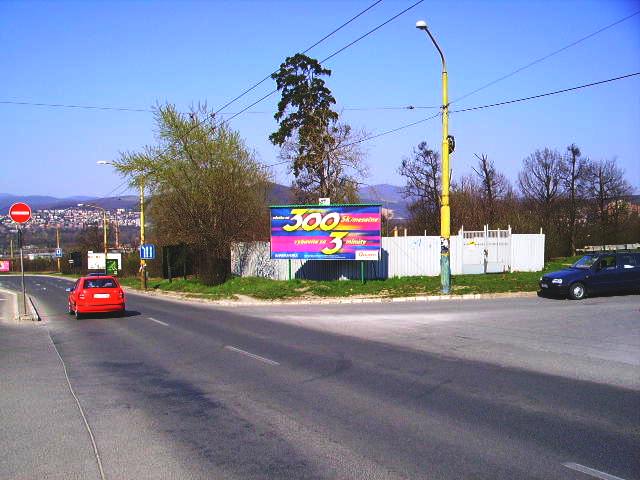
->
[119,290,125,299]
[78,290,85,299]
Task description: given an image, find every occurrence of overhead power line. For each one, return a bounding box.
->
[295,71,640,152]
[222,0,425,125]
[2,8,636,118]
[213,0,384,115]
[451,9,640,105]
[0,100,152,112]
[450,72,640,113]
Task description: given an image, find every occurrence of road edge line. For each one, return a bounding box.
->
[46,327,107,480]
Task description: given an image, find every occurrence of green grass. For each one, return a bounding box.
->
[113,256,583,301]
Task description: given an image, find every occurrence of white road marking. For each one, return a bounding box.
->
[224,346,280,366]
[562,462,627,480]
[147,317,169,327]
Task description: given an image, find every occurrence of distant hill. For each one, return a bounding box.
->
[0,184,411,218]
[359,184,409,219]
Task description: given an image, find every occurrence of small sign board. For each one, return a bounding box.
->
[105,258,119,276]
[318,198,331,205]
[139,244,156,260]
[54,248,63,258]
[0,260,10,272]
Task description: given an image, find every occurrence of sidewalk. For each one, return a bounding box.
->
[0,296,99,479]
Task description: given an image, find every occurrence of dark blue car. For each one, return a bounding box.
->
[539,251,640,300]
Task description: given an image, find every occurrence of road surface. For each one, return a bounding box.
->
[0,275,638,480]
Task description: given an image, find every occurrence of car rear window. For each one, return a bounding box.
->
[83,278,118,289]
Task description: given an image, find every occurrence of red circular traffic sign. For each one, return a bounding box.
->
[9,202,32,223]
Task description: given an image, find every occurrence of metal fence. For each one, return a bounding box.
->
[231,231,545,280]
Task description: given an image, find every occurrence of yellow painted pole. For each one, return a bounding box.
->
[139,181,147,290]
[56,226,61,273]
[103,209,108,274]
[417,20,451,294]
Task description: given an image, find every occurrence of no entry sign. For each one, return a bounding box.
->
[9,202,32,223]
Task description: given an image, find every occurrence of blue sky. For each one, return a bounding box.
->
[1,0,639,198]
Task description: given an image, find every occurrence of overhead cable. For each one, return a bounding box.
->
[450,9,640,105]
[213,0,385,115]
[450,72,640,113]
[0,100,152,112]
[222,0,425,124]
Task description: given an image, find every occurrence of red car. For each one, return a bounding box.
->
[67,276,126,319]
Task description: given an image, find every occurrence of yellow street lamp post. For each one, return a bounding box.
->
[97,161,147,289]
[416,20,451,294]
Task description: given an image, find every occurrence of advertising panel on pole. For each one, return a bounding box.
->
[87,252,122,271]
[270,204,382,260]
[0,260,10,272]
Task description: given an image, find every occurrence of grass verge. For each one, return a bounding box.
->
[115,256,582,301]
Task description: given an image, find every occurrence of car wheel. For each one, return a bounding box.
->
[68,303,74,315]
[75,308,82,320]
[568,282,586,300]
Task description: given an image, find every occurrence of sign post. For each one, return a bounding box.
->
[9,202,32,318]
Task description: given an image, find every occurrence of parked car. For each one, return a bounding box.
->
[539,251,640,300]
[66,275,125,318]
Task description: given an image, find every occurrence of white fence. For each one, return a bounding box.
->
[231,232,545,280]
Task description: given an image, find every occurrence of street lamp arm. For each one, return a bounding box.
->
[423,28,447,73]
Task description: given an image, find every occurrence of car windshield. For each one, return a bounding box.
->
[83,278,117,288]
[572,255,597,269]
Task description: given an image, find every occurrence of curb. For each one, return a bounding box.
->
[16,274,540,307]
[122,287,539,307]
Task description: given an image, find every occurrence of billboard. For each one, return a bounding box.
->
[87,252,122,271]
[270,204,381,260]
[0,260,10,272]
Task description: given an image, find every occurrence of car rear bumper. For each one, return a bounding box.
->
[76,303,125,313]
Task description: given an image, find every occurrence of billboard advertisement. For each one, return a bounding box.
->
[270,204,381,260]
[87,252,122,271]
[0,260,10,272]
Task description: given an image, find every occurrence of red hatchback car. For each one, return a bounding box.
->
[67,276,126,319]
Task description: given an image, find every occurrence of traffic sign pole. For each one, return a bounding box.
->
[9,203,32,319]
[18,228,26,318]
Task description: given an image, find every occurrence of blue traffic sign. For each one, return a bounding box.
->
[139,244,156,260]
[54,248,63,258]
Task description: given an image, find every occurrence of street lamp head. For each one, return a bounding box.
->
[416,20,428,30]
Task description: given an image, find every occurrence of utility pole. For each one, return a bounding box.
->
[140,181,147,290]
[103,209,108,274]
[10,238,14,272]
[56,226,61,273]
[416,20,451,294]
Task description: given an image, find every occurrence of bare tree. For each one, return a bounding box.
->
[518,148,564,235]
[588,158,632,247]
[279,122,368,203]
[560,144,590,255]
[472,153,510,226]
[399,142,441,234]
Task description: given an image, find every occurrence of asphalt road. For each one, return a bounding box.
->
[0,275,638,480]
